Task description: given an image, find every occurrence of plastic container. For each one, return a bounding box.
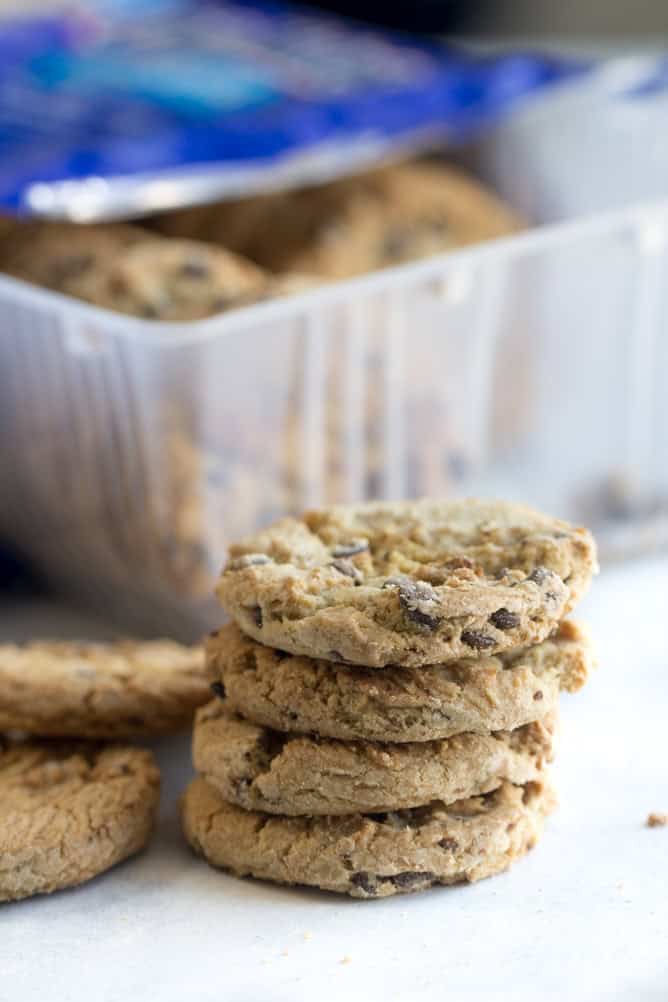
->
[2,194,668,638]
[474,56,668,221]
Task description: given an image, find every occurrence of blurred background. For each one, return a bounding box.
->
[1,0,667,639]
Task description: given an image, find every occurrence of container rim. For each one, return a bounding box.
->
[2,197,668,348]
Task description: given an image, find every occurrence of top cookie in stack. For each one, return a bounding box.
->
[216,499,596,667]
[183,499,596,899]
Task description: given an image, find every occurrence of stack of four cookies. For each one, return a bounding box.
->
[183,500,596,899]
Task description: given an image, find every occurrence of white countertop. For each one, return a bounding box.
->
[2,558,667,1002]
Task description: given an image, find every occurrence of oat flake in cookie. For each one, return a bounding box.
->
[217,499,597,668]
[0,742,159,902]
[206,620,591,744]
[182,776,556,899]
[192,699,555,816]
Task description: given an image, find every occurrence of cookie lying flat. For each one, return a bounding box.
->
[217,499,597,668]
[0,223,275,321]
[192,699,555,815]
[156,162,523,279]
[207,620,590,743]
[0,742,159,902]
[0,640,208,737]
[182,776,554,898]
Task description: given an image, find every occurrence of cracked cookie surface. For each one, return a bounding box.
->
[206,620,590,743]
[192,699,556,815]
[217,499,597,667]
[182,776,555,898]
[0,742,160,902]
[0,639,208,738]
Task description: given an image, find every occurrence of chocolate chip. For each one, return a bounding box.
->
[438,837,459,852]
[228,553,272,570]
[180,258,210,278]
[332,540,369,558]
[109,274,130,295]
[429,218,450,238]
[528,567,551,586]
[350,871,376,895]
[210,680,226,700]
[381,226,411,260]
[331,559,362,582]
[351,870,432,894]
[461,630,496,650]
[533,690,544,701]
[385,576,442,631]
[489,608,520,630]
[51,253,94,283]
[251,606,263,628]
[274,649,290,662]
[390,871,434,889]
[367,812,389,823]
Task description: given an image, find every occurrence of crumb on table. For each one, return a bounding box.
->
[646,812,668,828]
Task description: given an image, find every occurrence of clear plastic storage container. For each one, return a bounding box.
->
[2,189,668,638]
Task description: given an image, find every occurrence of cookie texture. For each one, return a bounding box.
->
[0,639,208,738]
[217,499,597,668]
[0,222,281,321]
[182,776,554,898]
[155,162,523,279]
[192,699,555,816]
[0,742,160,902]
[207,620,590,743]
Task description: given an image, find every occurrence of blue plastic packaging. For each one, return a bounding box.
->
[0,0,583,220]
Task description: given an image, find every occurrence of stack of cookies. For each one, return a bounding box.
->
[182,499,597,899]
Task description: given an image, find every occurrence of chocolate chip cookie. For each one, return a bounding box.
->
[0,742,159,902]
[155,161,523,279]
[182,775,555,898]
[192,699,555,816]
[0,639,208,738]
[217,499,597,668]
[206,620,590,743]
[0,223,274,321]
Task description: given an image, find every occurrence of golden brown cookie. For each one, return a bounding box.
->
[0,742,159,902]
[0,639,208,738]
[217,499,597,668]
[192,699,556,815]
[181,775,555,898]
[0,222,274,320]
[155,161,523,278]
[206,620,590,743]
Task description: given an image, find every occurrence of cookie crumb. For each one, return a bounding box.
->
[340,956,352,966]
[646,812,668,828]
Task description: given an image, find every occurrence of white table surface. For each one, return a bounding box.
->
[2,558,667,1002]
